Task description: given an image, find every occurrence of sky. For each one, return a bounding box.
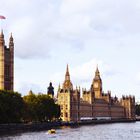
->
[0,0,140,101]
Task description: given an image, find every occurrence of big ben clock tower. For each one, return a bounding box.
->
[91,66,102,98]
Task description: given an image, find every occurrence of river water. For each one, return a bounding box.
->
[0,122,140,140]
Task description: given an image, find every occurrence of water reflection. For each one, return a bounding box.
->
[0,122,140,140]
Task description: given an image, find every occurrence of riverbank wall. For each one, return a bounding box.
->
[0,119,136,135]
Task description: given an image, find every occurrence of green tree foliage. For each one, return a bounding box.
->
[23,91,38,122]
[0,90,60,124]
[23,92,60,122]
[135,104,140,116]
[0,90,24,123]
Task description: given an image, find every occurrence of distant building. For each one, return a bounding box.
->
[0,30,14,91]
[57,65,135,122]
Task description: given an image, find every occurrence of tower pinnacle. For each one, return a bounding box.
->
[0,29,4,36]
[63,64,73,90]
[65,64,70,81]
[95,65,101,80]
[0,30,4,37]
[0,29,4,45]
[10,33,13,40]
[9,33,14,47]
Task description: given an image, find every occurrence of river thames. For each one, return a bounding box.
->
[0,122,140,140]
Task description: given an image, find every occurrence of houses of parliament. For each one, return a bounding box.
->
[56,65,135,122]
[0,31,135,122]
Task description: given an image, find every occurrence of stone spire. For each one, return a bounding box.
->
[63,64,73,90]
[0,30,4,37]
[65,64,70,81]
[28,90,33,95]
[0,30,5,46]
[9,33,14,47]
[94,65,101,80]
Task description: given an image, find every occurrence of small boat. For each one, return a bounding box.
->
[48,129,56,134]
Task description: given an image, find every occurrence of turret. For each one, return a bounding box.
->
[9,33,14,91]
[0,30,5,90]
[9,33,14,49]
[28,90,34,95]
[120,95,136,119]
[47,82,54,98]
[0,30,5,46]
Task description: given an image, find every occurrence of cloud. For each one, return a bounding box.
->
[1,0,140,59]
[1,0,140,100]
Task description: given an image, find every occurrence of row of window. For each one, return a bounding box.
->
[60,105,68,110]
[61,112,68,118]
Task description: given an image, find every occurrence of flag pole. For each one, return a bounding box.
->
[0,15,6,30]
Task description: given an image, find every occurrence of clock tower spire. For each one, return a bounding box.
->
[91,66,102,98]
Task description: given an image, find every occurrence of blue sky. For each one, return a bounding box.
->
[0,0,140,101]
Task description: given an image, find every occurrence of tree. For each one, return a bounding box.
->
[23,91,38,122]
[0,90,60,123]
[135,104,140,116]
[54,104,61,120]
[23,92,60,122]
[0,90,24,123]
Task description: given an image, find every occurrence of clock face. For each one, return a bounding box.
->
[94,82,99,88]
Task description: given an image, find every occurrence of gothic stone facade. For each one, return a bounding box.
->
[0,31,14,91]
[57,65,135,122]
